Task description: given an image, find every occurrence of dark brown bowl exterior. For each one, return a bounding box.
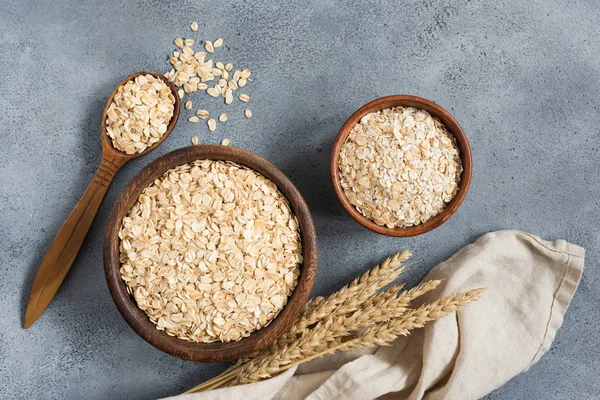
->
[331,95,472,237]
[104,145,318,362]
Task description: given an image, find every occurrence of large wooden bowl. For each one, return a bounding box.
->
[331,95,472,237]
[104,145,318,362]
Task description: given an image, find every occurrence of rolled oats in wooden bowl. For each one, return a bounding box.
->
[331,95,472,237]
[105,145,318,362]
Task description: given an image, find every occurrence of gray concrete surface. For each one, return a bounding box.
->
[1,0,599,398]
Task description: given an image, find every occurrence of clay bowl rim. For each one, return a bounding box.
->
[104,145,318,362]
[330,95,472,237]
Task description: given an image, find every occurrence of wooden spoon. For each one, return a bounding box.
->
[24,71,180,328]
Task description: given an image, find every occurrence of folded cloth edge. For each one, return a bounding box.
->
[522,232,585,369]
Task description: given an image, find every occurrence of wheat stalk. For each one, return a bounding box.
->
[344,288,485,347]
[245,252,412,360]
[292,251,412,328]
[183,252,484,394]
[235,288,484,384]
[185,252,413,393]
[333,279,441,335]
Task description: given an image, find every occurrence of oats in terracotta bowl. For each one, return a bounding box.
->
[338,106,463,229]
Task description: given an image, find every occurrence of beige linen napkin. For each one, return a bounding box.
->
[168,230,584,400]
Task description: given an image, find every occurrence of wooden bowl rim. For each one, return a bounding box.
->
[330,95,472,237]
[104,145,318,362]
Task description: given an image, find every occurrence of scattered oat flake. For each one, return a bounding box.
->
[165,26,256,132]
[207,118,216,131]
[221,138,230,146]
[225,90,234,105]
[191,135,198,145]
[219,113,228,122]
[244,109,252,119]
[206,87,219,97]
[196,109,209,119]
[188,116,199,123]
[227,80,238,91]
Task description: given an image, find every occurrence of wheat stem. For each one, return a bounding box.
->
[184,368,240,393]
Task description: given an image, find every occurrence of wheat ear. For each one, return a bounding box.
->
[235,288,483,384]
[233,251,412,368]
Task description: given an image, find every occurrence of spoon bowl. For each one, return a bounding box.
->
[100,71,181,164]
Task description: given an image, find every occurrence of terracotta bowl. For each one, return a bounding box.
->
[330,95,472,237]
[104,145,318,362]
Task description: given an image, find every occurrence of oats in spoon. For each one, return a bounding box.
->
[105,74,175,154]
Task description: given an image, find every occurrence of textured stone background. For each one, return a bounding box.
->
[1,0,599,398]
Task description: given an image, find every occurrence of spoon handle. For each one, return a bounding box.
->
[24,157,120,328]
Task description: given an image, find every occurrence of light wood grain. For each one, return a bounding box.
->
[24,72,180,328]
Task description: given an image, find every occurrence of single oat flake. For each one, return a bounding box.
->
[338,107,462,228]
[207,118,216,131]
[118,160,303,343]
[196,109,209,119]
